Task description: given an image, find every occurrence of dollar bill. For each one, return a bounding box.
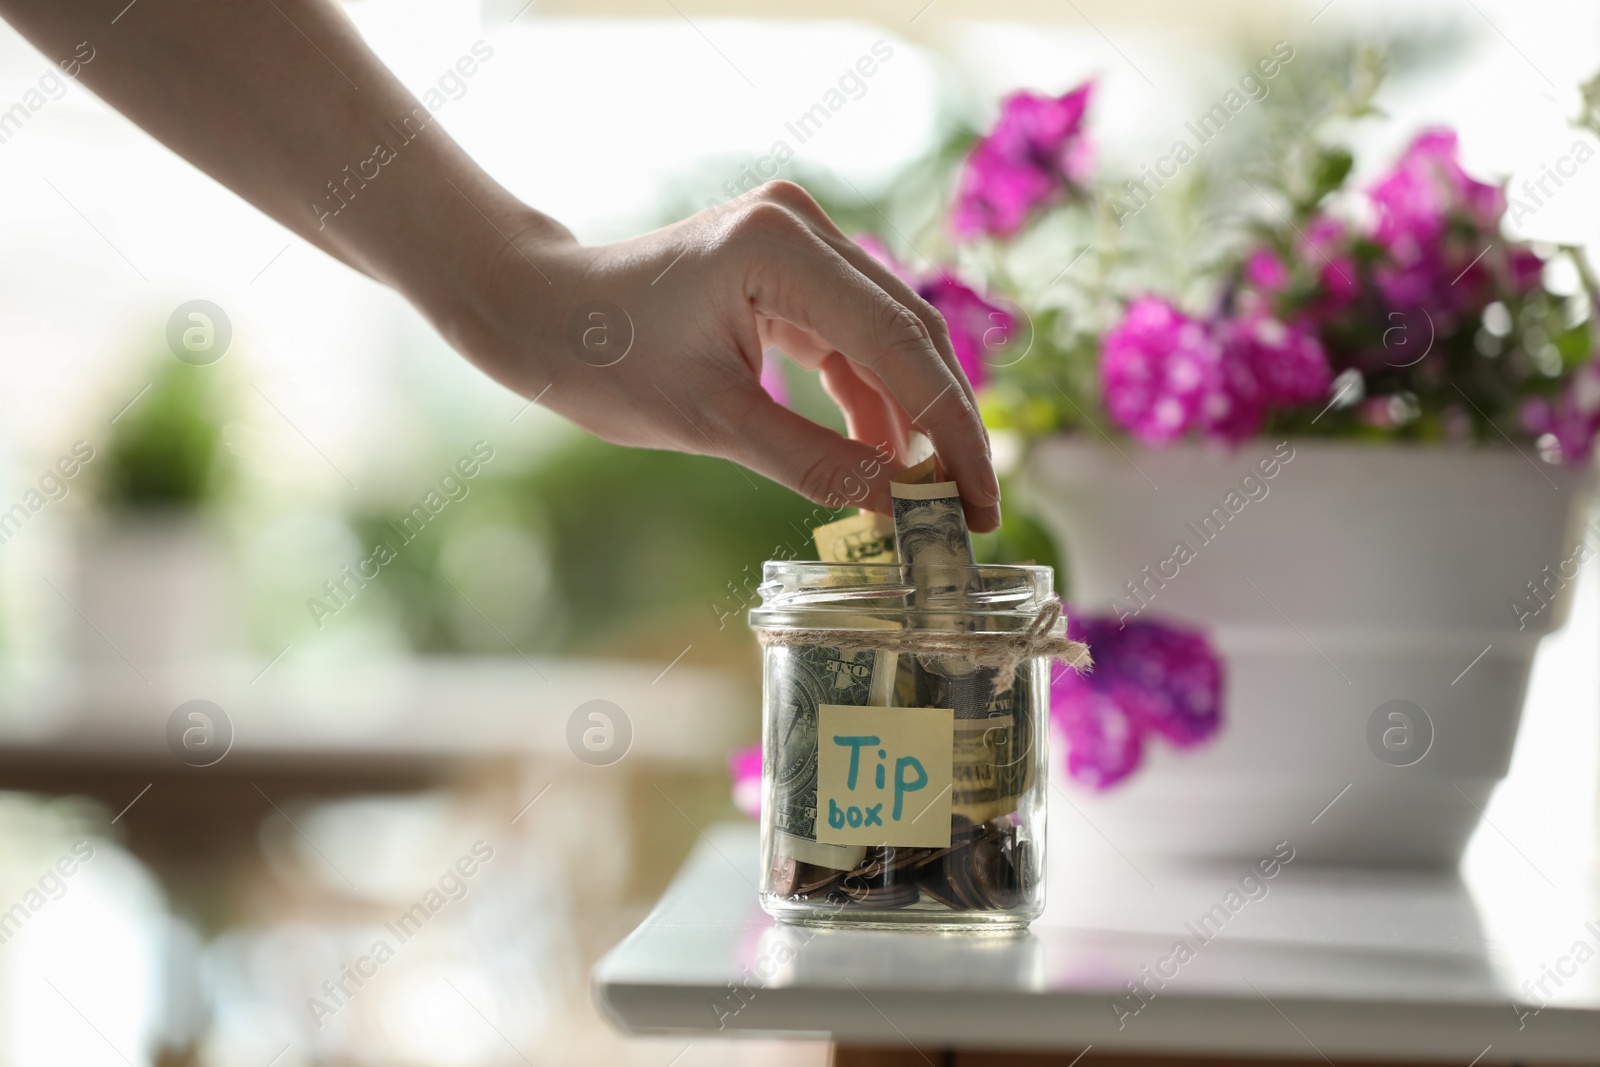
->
[768,641,892,869]
[769,512,899,871]
[889,476,981,613]
[890,464,1032,822]
[812,510,896,564]
[922,665,1034,823]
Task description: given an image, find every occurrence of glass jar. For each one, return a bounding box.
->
[749,561,1058,932]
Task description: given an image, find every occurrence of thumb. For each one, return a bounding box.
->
[720,386,897,514]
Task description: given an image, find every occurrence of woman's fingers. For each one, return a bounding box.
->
[760,319,917,465]
[818,350,911,463]
[753,181,984,430]
[758,317,834,370]
[718,381,899,515]
[762,317,920,468]
[729,202,1000,531]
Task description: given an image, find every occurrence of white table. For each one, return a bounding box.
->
[595,823,1600,1065]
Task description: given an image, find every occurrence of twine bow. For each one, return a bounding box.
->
[753,600,1091,695]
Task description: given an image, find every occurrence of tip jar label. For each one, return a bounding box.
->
[816,705,953,848]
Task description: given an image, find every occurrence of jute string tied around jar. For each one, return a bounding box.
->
[753,600,1092,696]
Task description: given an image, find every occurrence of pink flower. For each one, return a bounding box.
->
[1303,216,1358,309]
[1225,315,1331,408]
[759,350,789,407]
[1205,314,1330,442]
[952,82,1094,240]
[1510,248,1545,293]
[856,234,1014,390]
[1369,129,1503,252]
[1521,359,1600,464]
[1052,609,1224,791]
[1367,130,1508,321]
[1100,297,1224,446]
[1102,298,1331,445]
[1244,248,1290,294]
[918,274,1014,389]
[1054,683,1143,790]
[729,744,762,820]
[1201,340,1267,443]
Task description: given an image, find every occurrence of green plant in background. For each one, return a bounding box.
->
[98,356,231,511]
[334,426,1060,669]
[341,436,825,669]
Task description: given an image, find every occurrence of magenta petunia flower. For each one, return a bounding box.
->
[1053,682,1144,790]
[1302,215,1359,309]
[855,234,1014,390]
[1367,129,1508,321]
[1102,298,1333,446]
[1521,359,1600,464]
[759,350,790,408]
[1051,609,1224,791]
[1100,297,1224,446]
[1509,247,1545,293]
[952,82,1095,240]
[1225,314,1332,408]
[1244,248,1291,294]
[917,274,1014,389]
[729,743,762,820]
[1201,339,1267,443]
[1369,129,1503,253]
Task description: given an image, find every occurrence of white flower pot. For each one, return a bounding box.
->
[71,511,238,681]
[1022,438,1595,867]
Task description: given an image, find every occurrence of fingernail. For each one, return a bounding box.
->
[983,466,1002,505]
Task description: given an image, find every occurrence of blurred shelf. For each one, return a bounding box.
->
[0,655,751,770]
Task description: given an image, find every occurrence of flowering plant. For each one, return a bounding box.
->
[860,49,1600,464]
[1050,611,1222,789]
[758,47,1600,801]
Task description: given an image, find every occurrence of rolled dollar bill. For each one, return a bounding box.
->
[889,474,981,614]
[890,463,1031,822]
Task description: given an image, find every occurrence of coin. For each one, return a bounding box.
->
[841,879,920,909]
[797,862,843,896]
[971,831,1017,909]
[769,854,800,898]
[944,844,981,909]
[915,862,964,909]
[882,847,932,874]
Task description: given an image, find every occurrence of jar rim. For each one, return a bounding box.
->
[759,561,1055,576]
[749,561,1058,628]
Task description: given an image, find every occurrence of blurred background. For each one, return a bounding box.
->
[3,0,1600,1064]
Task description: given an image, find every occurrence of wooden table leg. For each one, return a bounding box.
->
[832,1047,953,1067]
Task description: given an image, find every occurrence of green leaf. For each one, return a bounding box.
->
[1307,146,1354,205]
[1553,321,1594,370]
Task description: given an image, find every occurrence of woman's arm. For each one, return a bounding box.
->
[0,0,1001,528]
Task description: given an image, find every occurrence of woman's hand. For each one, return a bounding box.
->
[0,0,998,527]
[450,181,1001,531]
